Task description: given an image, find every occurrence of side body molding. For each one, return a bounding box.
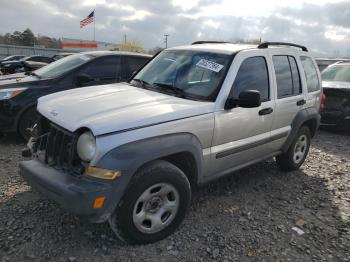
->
[282,108,320,152]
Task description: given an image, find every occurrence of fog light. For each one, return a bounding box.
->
[93,196,106,209]
[84,167,121,180]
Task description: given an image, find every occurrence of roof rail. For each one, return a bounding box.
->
[258,42,308,52]
[191,41,231,45]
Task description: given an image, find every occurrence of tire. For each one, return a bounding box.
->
[18,107,39,141]
[108,160,191,244]
[276,126,311,171]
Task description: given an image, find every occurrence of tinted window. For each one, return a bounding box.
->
[79,56,121,79]
[273,56,294,98]
[288,56,302,95]
[300,56,320,92]
[231,56,269,101]
[125,56,149,77]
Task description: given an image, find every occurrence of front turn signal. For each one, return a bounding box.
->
[84,167,121,180]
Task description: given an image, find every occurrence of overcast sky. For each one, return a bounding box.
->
[1,0,350,56]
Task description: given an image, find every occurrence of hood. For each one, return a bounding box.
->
[322,81,350,90]
[0,72,26,82]
[1,61,21,66]
[37,83,214,135]
[0,75,52,89]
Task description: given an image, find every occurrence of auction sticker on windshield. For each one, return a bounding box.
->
[196,59,224,72]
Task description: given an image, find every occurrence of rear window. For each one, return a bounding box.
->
[321,65,350,82]
[300,56,320,92]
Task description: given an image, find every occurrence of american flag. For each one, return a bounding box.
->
[80,11,94,28]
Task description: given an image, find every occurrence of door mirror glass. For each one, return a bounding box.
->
[76,74,92,86]
[225,90,261,109]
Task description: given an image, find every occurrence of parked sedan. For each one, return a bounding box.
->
[320,62,350,130]
[0,55,26,65]
[0,55,54,74]
[0,51,151,139]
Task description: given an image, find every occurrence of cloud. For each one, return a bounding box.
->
[0,0,350,56]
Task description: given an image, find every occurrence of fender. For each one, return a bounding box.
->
[94,133,203,216]
[97,132,203,178]
[282,108,320,152]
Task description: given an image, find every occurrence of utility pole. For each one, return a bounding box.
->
[164,34,169,48]
[124,34,127,44]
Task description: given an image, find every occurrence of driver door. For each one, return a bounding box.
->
[210,52,276,176]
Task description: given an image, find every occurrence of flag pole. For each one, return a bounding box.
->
[93,9,96,42]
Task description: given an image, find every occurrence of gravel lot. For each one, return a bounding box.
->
[0,130,349,261]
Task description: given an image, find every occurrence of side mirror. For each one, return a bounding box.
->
[225,90,261,109]
[76,74,92,86]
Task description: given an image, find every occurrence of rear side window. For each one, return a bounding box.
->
[300,56,320,92]
[79,56,121,80]
[273,55,302,98]
[231,56,269,101]
[125,56,149,77]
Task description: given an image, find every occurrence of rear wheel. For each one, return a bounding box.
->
[276,126,311,171]
[108,160,191,244]
[18,107,39,141]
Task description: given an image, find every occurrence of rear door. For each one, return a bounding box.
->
[269,50,305,151]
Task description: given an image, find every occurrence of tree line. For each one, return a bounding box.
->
[0,28,62,48]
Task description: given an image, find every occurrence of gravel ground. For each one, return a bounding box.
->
[0,130,349,262]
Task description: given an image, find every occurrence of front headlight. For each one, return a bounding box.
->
[0,88,28,100]
[77,131,96,162]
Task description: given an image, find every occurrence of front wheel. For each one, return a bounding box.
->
[276,126,311,171]
[108,160,191,244]
[18,107,39,141]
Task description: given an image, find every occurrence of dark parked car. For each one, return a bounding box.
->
[0,51,151,139]
[0,55,26,65]
[320,62,350,130]
[0,55,54,74]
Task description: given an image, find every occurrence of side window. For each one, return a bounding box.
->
[288,56,302,95]
[231,56,269,101]
[29,57,42,62]
[300,56,320,92]
[273,56,294,98]
[79,56,121,79]
[125,56,149,77]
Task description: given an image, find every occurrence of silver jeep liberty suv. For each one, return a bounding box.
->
[20,41,323,244]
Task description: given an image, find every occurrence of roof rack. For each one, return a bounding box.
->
[191,41,232,45]
[258,42,308,52]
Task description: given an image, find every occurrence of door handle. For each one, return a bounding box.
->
[296,99,306,106]
[259,107,273,115]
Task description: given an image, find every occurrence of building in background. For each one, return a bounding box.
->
[62,38,120,51]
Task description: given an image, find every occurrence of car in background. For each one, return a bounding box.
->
[0,51,151,139]
[0,55,26,65]
[315,58,350,72]
[0,55,54,74]
[320,62,350,130]
[52,52,75,61]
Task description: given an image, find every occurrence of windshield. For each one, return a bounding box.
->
[322,65,350,82]
[34,53,93,79]
[131,50,232,101]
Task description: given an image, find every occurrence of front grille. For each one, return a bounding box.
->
[33,122,83,175]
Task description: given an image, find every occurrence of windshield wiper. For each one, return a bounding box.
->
[30,72,41,79]
[152,83,188,98]
[132,78,154,89]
